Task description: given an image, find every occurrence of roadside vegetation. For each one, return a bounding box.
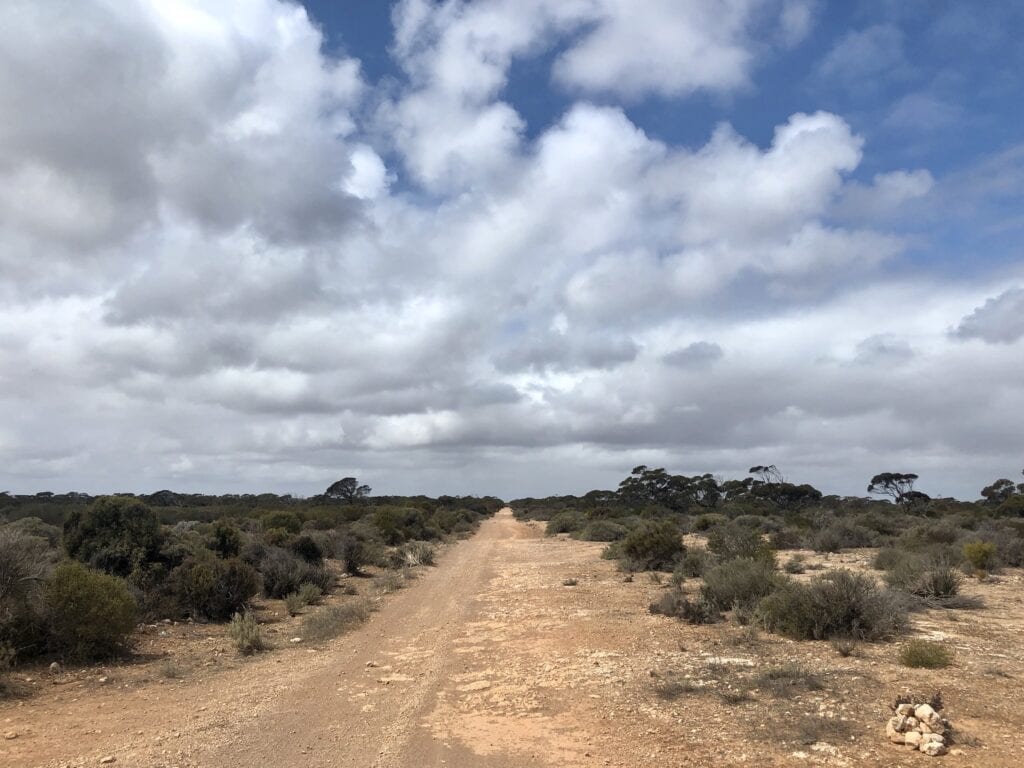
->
[516,464,1024,645]
[0,481,502,677]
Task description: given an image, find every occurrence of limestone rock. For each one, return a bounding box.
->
[903,731,923,749]
[921,741,947,757]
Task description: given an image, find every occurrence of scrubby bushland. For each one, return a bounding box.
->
[649,589,721,624]
[257,547,333,599]
[172,556,261,620]
[611,519,685,572]
[880,552,962,600]
[756,570,907,641]
[810,521,874,553]
[962,541,997,572]
[42,562,137,659]
[209,520,241,558]
[63,496,164,578]
[546,511,584,536]
[701,557,779,612]
[228,611,264,655]
[576,519,628,542]
[261,511,303,534]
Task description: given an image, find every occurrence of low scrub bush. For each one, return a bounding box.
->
[649,589,721,624]
[706,522,773,563]
[755,663,823,698]
[756,570,907,641]
[42,562,137,659]
[899,639,952,669]
[615,520,684,571]
[0,529,53,659]
[962,541,997,572]
[228,611,264,654]
[172,556,260,621]
[300,599,373,641]
[577,520,627,542]
[884,557,962,600]
[63,496,163,578]
[701,557,778,611]
[546,511,584,536]
[677,548,714,578]
[373,572,406,594]
[258,547,333,599]
[334,533,368,575]
[768,527,805,551]
[810,522,873,553]
[400,541,436,566]
[290,534,324,564]
[784,555,806,574]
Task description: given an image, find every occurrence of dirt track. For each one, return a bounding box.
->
[4,508,1024,767]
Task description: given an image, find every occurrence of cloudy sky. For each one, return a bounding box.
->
[1,0,1022,500]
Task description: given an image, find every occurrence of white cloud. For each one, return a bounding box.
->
[952,288,1024,344]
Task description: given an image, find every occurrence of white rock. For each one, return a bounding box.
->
[903,731,923,748]
[886,719,905,744]
[914,704,937,722]
[921,741,947,757]
[895,703,915,716]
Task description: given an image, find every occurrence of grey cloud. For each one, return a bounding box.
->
[493,333,639,373]
[662,341,724,368]
[952,288,1024,344]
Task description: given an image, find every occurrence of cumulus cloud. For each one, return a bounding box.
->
[952,288,1024,344]
[0,0,1018,499]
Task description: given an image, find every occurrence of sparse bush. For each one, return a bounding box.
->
[899,639,952,669]
[884,557,962,600]
[963,541,997,572]
[649,589,721,624]
[677,548,714,577]
[400,541,436,566]
[756,570,907,641]
[334,533,368,575]
[228,611,264,655]
[42,562,137,660]
[755,663,823,698]
[298,583,322,605]
[172,556,260,621]
[261,511,302,535]
[769,528,804,550]
[701,557,778,611]
[373,572,405,594]
[284,593,304,616]
[830,636,858,657]
[615,520,684,571]
[257,547,333,599]
[300,599,373,641]
[706,522,773,563]
[784,555,806,574]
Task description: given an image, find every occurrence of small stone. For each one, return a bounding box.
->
[903,731,923,749]
[885,719,905,745]
[895,704,915,716]
[289,637,302,644]
[49,662,62,674]
[365,661,378,667]
[921,733,944,745]
[4,731,17,740]
[921,741,947,757]
[914,704,937,722]
[100,757,116,764]
[98,676,109,684]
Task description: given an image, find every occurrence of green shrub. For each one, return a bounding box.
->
[649,589,721,624]
[706,522,773,563]
[334,533,368,575]
[298,583,322,605]
[172,556,260,620]
[300,599,373,641]
[577,520,628,542]
[284,592,304,616]
[210,520,241,558]
[769,528,805,550]
[701,557,778,611]
[546,511,583,536]
[963,541,997,572]
[258,547,333,599]
[228,611,264,655]
[63,496,163,578]
[42,562,137,659]
[811,522,873,553]
[261,511,302,534]
[6,517,62,547]
[756,570,907,641]
[400,541,436,566]
[613,520,685,572]
[677,548,714,577]
[899,639,952,669]
[290,534,324,564]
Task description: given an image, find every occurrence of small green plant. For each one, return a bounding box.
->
[228,611,264,655]
[899,639,952,669]
[755,663,823,698]
[963,541,997,572]
[297,583,322,605]
[284,593,304,617]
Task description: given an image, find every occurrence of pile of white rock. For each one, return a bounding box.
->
[885,701,950,757]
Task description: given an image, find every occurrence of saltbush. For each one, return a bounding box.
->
[962,541,997,572]
[706,522,773,563]
[899,639,952,669]
[700,557,778,611]
[42,562,137,659]
[616,520,684,571]
[756,570,907,641]
[0,529,53,658]
[577,520,628,542]
[649,589,721,624]
[258,547,333,599]
[228,611,264,654]
[546,511,584,536]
